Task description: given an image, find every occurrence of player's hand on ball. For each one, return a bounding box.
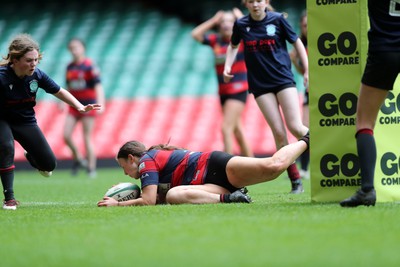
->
[97,197,118,207]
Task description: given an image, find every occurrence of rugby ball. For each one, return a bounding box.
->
[105,182,141,202]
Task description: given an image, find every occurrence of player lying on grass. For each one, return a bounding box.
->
[97,133,309,207]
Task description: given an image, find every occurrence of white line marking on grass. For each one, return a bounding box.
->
[22,201,88,206]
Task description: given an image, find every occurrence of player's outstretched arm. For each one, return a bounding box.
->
[97,185,158,207]
[54,88,102,113]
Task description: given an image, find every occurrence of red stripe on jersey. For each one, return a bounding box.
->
[171,156,189,187]
[206,34,248,95]
[218,81,248,94]
[189,153,210,185]
[66,58,99,101]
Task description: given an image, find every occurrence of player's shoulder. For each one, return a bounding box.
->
[236,14,251,25]
[0,65,8,75]
[0,65,8,85]
[266,11,288,23]
[32,67,47,79]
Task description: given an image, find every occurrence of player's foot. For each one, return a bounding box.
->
[299,169,310,180]
[38,170,52,177]
[24,151,53,178]
[239,187,248,194]
[290,179,304,194]
[3,199,19,210]
[71,159,88,176]
[340,189,376,207]
[88,170,97,178]
[229,189,252,203]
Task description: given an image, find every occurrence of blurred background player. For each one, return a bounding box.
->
[191,8,253,157]
[0,33,101,210]
[62,38,105,178]
[223,0,309,193]
[290,10,309,179]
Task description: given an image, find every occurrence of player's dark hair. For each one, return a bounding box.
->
[0,33,43,66]
[148,144,184,151]
[117,141,147,159]
[117,140,185,159]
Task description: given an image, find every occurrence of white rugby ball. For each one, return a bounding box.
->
[105,182,141,202]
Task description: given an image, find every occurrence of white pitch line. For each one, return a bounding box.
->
[22,201,89,206]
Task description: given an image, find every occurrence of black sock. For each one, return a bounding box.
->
[300,150,310,171]
[1,169,15,201]
[356,129,376,192]
[220,194,231,203]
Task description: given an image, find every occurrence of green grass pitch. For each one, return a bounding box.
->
[1,168,399,267]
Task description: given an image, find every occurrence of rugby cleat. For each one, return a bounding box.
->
[71,159,88,176]
[340,189,376,207]
[38,170,53,177]
[290,179,304,194]
[3,199,19,210]
[229,188,252,203]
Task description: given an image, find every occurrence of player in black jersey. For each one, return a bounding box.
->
[0,34,101,210]
[340,0,400,207]
[224,0,309,194]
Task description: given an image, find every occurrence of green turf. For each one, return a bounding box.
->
[1,168,399,267]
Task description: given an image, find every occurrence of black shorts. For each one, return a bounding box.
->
[362,51,400,90]
[219,91,248,106]
[252,83,296,98]
[204,151,239,193]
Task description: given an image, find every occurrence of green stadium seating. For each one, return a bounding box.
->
[2,0,306,160]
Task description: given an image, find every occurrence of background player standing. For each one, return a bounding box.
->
[223,0,309,193]
[290,10,309,179]
[192,8,253,157]
[62,38,105,178]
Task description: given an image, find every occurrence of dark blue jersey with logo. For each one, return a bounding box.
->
[368,0,400,52]
[0,64,60,124]
[231,11,298,92]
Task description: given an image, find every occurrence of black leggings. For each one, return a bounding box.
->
[0,119,56,171]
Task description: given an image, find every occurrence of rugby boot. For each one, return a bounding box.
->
[290,179,304,194]
[340,189,376,207]
[229,189,252,203]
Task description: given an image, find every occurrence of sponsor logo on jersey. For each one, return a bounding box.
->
[265,24,276,36]
[139,162,145,172]
[29,80,39,93]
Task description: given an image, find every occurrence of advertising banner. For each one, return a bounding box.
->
[309,0,400,202]
[308,0,368,202]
